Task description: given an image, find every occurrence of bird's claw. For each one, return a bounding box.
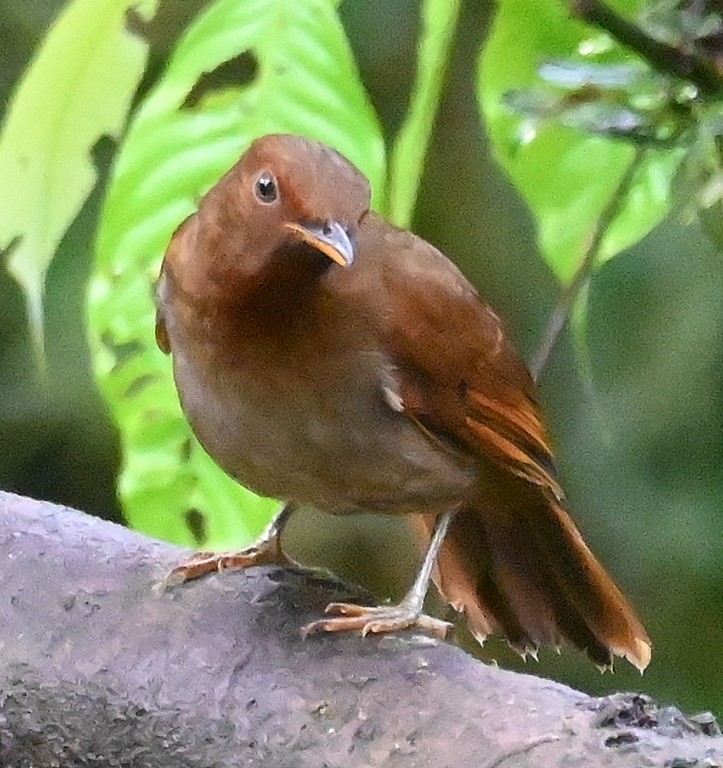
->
[301,601,451,640]
[165,541,293,587]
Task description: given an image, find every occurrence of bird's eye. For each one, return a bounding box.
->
[254,174,278,204]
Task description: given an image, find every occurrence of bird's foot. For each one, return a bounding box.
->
[166,538,293,586]
[301,600,452,640]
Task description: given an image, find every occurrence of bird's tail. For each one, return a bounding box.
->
[413,470,651,670]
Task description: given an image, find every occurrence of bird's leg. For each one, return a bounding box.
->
[167,503,297,585]
[302,509,455,640]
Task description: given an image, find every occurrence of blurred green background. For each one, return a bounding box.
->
[1,0,721,715]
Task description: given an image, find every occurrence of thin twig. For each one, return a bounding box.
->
[569,0,723,96]
[530,145,648,381]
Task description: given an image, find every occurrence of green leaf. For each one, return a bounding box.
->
[505,88,643,133]
[478,0,684,284]
[387,0,462,227]
[538,60,647,88]
[0,0,158,368]
[88,0,384,549]
[675,116,723,249]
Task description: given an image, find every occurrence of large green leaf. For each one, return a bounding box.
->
[0,0,158,365]
[478,0,683,284]
[88,0,384,548]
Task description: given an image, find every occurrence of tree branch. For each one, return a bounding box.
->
[1,490,721,767]
[569,0,723,96]
[531,146,647,380]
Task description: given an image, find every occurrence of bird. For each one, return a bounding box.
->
[155,133,651,671]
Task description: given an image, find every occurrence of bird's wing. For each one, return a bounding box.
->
[366,219,651,670]
[155,271,171,355]
[369,220,562,501]
[155,215,196,356]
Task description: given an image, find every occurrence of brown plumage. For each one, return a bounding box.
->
[157,133,651,670]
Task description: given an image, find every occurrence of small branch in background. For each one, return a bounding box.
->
[530,146,648,381]
[568,0,723,96]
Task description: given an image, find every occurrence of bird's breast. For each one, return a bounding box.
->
[170,322,475,516]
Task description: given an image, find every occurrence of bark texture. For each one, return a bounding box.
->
[0,490,720,767]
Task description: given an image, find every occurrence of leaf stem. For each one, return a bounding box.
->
[26,281,48,386]
[530,145,648,381]
[387,0,462,228]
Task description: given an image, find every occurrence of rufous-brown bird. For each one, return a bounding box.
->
[156,133,651,670]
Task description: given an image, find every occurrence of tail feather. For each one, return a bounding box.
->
[414,470,651,670]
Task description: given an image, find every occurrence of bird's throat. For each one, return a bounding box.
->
[223,242,334,343]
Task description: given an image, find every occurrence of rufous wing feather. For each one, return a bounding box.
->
[378,227,651,669]
[411,475,651,670]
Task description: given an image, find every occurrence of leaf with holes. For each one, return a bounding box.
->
[0,0,158,365]
[478,0,684,284]
[88,0,384,548]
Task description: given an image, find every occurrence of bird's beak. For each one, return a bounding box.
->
[284,220,355,267]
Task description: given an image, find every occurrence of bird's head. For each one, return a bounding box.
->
[201,134,371,276]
